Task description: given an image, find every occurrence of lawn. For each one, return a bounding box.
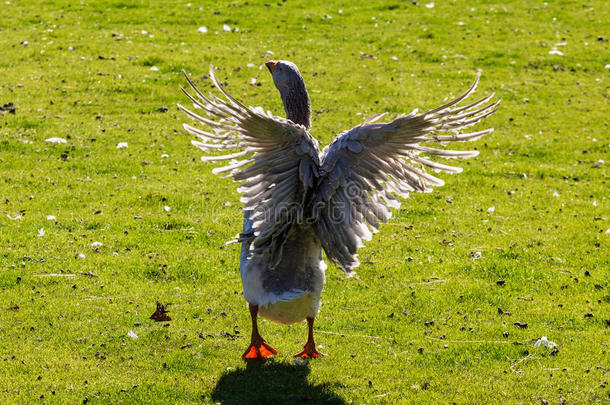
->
[0,0,608,403]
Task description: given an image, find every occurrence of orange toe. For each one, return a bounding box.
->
[292,347,326,359]
[259,342,278,356]
[242,345,259,359]
[242,342,277,359]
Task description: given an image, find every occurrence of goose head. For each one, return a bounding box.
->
[266,60,312,130]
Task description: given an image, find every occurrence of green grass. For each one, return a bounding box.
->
[1,0,608,403]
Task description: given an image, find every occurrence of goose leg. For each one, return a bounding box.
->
[242,304,278,359]
[293,317,326,358]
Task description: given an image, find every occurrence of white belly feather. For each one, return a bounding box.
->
[240,215,326,325]
[259,292,319,325]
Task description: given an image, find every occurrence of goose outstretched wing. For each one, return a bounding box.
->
[179,67,321,264]
[313,73,499,273]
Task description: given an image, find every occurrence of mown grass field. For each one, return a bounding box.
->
[1,0,608,403]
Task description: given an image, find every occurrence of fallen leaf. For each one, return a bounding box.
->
[150,302,171,322]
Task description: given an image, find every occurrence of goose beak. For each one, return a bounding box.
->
[265,60,277,73]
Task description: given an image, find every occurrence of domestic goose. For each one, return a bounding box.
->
[178,61,498,359]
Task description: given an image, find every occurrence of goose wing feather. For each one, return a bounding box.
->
[179,67,321,265]
[314,73,499,273]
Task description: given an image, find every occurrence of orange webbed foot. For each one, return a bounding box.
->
[292,343,326,359]
[242,341,278,360]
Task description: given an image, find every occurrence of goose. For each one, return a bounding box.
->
[178,61,499,359]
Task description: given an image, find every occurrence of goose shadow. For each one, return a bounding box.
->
[210,360,347,404]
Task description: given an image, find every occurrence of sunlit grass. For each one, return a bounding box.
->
[0,0,608,403]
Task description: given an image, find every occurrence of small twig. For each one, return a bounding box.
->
[317,330,380,340]
[341,307,370,311]
[509,353,536,373]
[425,336,513,344]
[80,296,129,301]
[409,279,447,286]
